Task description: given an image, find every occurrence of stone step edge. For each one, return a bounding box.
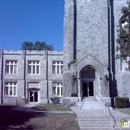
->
[80,127,115,128]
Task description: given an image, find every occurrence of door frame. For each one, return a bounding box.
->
[82,80,95,98]
[28,88,40,103]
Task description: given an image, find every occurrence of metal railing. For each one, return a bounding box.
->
[95,92,120,130]
[80,92,86,109]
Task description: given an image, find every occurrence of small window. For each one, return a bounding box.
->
[53,83,63,97]
[5,82,17,96]
[6,61,18,74]
[28,61,40,75]
[52,61,63,75]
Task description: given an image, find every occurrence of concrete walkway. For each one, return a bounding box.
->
[12,104,73,113]
[71,107,130,130]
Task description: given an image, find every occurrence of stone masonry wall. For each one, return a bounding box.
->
[76,0,108,66]
[64,0,74,71]
[0,50,63,104]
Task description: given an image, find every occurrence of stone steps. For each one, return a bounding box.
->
[77,102,105,109]
[77,117,115,129]
[72,105,130,130]
[80,127,120,130]
[76,98,107,109]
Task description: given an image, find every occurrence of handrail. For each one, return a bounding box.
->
[80,92,85,109]
[95,92,120,130]
[80,97,86,109]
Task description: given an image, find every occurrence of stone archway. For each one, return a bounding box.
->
[80,65,96,99]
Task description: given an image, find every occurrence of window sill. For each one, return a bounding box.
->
[5,74,18,75]
[53,95,63,97]
[4,96,17,97]
[52,74,63,75]
[28,74,40,75]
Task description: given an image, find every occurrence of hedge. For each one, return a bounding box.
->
[115,96,129,108]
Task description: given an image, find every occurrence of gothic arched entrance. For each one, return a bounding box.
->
[80,66,95,98]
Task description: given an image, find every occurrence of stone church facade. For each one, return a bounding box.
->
[0,0,130,106]
[63,0,130,107]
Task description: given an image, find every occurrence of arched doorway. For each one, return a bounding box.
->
[80,66,95,98]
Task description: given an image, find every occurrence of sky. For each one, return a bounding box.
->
[0,0,64,50]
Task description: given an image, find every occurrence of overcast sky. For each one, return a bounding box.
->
[0,0,64,50]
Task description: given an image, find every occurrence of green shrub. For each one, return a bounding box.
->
[67,60,78,69]
[115,96,129,108]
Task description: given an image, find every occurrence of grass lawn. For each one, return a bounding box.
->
[0,104,79,130]
[32,103,72,111]
[114,108,130,115]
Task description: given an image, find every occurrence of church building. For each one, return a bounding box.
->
[0,0,130,107]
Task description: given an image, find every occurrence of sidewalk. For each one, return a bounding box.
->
[12,104,74,114]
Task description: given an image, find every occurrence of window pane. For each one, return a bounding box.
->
[57,66,59,74]
[53,87,56,95]
[33,65,35,74]
[57,87,59,95]
[10,65,13,73]
[5,87,8,95]
[53,66,55,74]
[14,87,16,95]
[37,66,39,74]
[28,65,31,74]
[14,65,17,74]
[10,87,12,95]
[6,65,9,73]
[61,87,63,95]
[61,66,63,74]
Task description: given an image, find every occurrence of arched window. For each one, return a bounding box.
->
[80,66,95,78]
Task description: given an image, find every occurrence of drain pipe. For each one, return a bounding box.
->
[45,50,49,104]
[73,0,77,60]
[1,50,3,104]
[24,50,26,102]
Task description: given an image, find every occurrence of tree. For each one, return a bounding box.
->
[21,41,34,51]
[21,41,54,51]
[116,3,130,69]
[34,41,54,51]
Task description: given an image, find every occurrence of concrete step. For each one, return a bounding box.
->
[79,124,112,128]
[84,98,98,102]
[78,120,111,124]
[78,102,105,109]
[80,127,120,130]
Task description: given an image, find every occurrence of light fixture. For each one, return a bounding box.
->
[105,74,109,81]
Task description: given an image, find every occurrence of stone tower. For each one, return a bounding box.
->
[63,0,130,106]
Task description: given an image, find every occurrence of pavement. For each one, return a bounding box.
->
[12,104,74,113]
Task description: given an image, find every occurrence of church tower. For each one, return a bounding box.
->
[63,0,130,107]
[63,0,111,105]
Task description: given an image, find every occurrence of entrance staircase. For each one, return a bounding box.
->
[72,97,130,130]
[72,108,130,130]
